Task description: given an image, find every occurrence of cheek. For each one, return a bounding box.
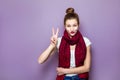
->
[65,27,70,32]
[74,26,79,32]
[65,27,71,35]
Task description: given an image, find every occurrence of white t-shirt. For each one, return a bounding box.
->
[56,37,91,76]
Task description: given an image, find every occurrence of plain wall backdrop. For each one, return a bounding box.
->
[0,0,120,80]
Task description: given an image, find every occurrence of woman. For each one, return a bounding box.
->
[38,7,91,80]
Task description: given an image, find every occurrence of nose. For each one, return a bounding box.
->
[70,26,74,31]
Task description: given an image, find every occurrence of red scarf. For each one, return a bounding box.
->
[56,30,88,80]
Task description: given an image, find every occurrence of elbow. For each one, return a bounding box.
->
[85,66,90,72]
[38,59,44,64]
[38,61,42,64]
[86,68,90,72]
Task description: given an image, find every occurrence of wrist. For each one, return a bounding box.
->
[49,43,56,48]
[64,68,69,74]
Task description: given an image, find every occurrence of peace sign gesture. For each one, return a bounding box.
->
[50,28,59,47]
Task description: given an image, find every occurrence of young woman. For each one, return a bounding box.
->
[38,8,91,80]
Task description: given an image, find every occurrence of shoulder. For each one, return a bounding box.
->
[83,36,92,47]
[58,37,62,41]
[58,37,62,44]
[57,37,62,49]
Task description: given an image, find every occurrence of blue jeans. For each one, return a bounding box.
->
[64,75,88,80]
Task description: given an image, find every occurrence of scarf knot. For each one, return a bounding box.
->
[63,30,80,45]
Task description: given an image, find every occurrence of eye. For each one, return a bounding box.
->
[66,25,71,27]
[73,24,78,27]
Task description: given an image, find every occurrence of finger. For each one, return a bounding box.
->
[51,37,54,42]
[52,27,55,36]
[56,67,59,72]
[55,28,59,37]
[51,38,55,43]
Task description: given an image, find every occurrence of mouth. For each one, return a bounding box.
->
[70,31,75,34]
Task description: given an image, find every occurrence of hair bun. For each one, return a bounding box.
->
[66,7,74,14]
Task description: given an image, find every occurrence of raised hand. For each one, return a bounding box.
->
[50,27,59,47]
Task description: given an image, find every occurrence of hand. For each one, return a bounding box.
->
[50,27,59,47]
[56,67,66,76]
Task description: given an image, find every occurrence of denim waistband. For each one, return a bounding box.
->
[64,75,80,80]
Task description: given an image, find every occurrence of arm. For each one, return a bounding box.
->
[57,45,91,75]
[38,28,59,64]
[38,44,56,64]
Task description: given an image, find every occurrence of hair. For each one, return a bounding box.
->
[64,7,80,25]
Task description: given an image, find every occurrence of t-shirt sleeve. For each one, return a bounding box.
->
[56,37,62,50]
[83,37,92,47]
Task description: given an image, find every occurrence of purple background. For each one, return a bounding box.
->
[0,0,120,80]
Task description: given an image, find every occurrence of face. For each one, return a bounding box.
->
[65,19,79,37]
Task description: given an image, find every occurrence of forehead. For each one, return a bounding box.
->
[65,19,78,24]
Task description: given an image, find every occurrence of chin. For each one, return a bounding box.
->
[70,34,76,37]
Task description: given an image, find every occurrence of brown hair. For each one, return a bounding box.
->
[64,8,80,25]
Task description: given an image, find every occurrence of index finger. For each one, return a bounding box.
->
[55,28,59,37]
[52,27,55,36]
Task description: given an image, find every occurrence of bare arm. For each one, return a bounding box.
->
[57,45,91,75]
[38,44,56,64]
[38,28,59,64]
